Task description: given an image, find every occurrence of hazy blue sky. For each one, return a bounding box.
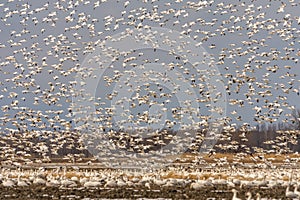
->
[0,0,299,133]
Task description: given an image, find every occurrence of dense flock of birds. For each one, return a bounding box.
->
[1,166,300,199]
[0,0,299,196]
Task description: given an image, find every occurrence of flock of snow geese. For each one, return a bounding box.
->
[0,0,300,198]
[1,166,300,199]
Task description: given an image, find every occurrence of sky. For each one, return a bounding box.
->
[0,0,299,134]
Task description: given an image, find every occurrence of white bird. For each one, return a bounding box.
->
[286,185,298,198]
[231,189,241,200]
[294,185,300,197]
[17,175,28,187]
[83,180,101,187]
[2,176,15,187]
[33,176,46,185]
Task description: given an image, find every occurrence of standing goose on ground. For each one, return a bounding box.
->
[232,189,241,200]
[2,174,15,187]
[286,185,298,198]
[17,174,28,187]
[294,184,300,197]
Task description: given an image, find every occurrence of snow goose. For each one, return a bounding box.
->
[231,189,241,200]
[294,184,300,197]
[83,180,101,187]
[2,175,15,187]
[286,185,298,198]
[17,175,28,187]
[33,176,46,185]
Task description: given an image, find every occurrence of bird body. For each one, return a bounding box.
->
[286,185,298,198]
[84,180,101,187]
[3,179,14,187]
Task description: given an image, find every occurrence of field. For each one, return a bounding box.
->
[1,153,300,199]
[0,184,293,199]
